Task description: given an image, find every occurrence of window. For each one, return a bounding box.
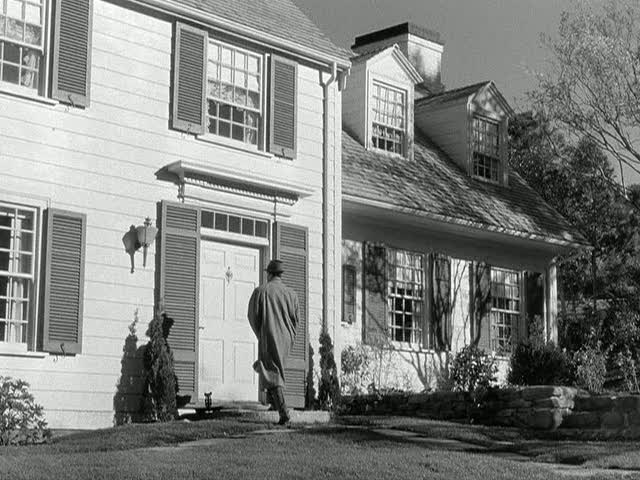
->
[206,40,262,146]
[201,209,268,238]
[0,204,36,345]
[472,117,500,182]
[342,265,356,324]
[387,248,424,343]
[371,81,406,155]
[490,268,521,353]
[0,0,46,94]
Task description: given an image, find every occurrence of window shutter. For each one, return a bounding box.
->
[269,56,297,159]
[159,201,200,400]
[42,209,86,354]
[51,0,93,107]
[273,222,308,409]
[524,271,544,341]
[363,242,387,345]
[342,265,356,324]
[431,254,452,351]
[472,261,492,352]
[172,23,207,134]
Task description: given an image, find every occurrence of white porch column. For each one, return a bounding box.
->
[545,260,558,343]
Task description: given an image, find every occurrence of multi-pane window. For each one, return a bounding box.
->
[387,248,424,343]
[0,0,45,93]
[201,209,268,238]
[371,82,406,155]
[490,268,520,353]
[0,204,36,344]
[207,40,261,146]
[472,117,500,182]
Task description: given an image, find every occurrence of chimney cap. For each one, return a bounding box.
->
[352,22,444,50]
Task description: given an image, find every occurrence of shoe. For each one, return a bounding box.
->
[274,387,290,426]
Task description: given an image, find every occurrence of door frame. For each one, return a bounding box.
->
[198,228,271,402]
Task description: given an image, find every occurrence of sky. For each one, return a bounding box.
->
[294,0,569,111]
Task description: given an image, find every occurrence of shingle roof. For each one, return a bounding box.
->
[169,0,350,64]
[416,81,489,108]
[342,130,586,246]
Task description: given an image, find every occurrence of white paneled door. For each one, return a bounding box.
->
[199,241,260,402]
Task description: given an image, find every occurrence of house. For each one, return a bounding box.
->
[0,0,349,428]
[338,23,586,390]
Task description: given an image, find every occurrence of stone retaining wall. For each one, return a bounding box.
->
[340,387,640,431]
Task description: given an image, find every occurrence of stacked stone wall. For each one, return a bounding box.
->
[340,387,640,432]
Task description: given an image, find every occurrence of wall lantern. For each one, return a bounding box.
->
[122,217,158,273]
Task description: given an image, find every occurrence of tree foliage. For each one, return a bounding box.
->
[531,0,640,188]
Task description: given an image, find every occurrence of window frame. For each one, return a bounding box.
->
[0,0,51,98]
[471,115,501,183]
[201,37,267,152]
[490,267,522,354]
[0,201,41,353]
[369,79,408,157]
[386,247,425,346]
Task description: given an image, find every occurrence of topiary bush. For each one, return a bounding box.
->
[508,340,573,386]
[141,304,178,422]
[0,377,50,445]
[573,345,607,393]
[317,331,340,409]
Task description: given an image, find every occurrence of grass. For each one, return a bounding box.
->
[1,416,638,479]
[338,415,640,471]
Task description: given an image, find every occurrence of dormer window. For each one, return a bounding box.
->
[472,116,500,182]
[371,81,406,155]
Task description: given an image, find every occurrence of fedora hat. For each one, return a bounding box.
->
[266,259,284,274]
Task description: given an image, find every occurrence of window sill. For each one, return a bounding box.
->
[196,134,274,159]
[0,85,59,106]
[471,174,501,186]
[0,345,46,358]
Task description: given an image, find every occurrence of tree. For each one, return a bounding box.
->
[531,0,640,190]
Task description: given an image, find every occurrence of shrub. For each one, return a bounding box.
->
[340,344,371,395]
[0,377,50,445]
[450,345,497,396]
[317,332,340,409]
[573,345,607,393]
[142,305,178,421]
[616,348,640,393]
[508,341,573,386]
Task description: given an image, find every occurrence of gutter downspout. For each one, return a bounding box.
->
[322,62,338,336]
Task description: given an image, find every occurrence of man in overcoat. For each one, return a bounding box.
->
[247,259,299,425]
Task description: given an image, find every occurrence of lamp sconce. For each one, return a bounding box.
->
[122,217,158,273]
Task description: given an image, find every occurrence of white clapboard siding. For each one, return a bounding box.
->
[0,0,337,429]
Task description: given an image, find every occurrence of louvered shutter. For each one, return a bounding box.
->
[431,254,451,351]
[42,209,86,354]
[51,0,93,107]
[363,243,388,345]
[159,202,199,399]
[472,262,492,352]
[172,23,207,134]
[273,222,308,408]
[269,56,297,159]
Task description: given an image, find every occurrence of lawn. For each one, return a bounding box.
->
[0,416,638,479]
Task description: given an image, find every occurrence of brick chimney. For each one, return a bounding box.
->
[352,22,444,96]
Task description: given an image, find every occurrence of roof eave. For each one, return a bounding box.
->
[343,193,588,249]
[126,0,351,70]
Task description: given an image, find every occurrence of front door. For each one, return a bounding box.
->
[199,241,261,402]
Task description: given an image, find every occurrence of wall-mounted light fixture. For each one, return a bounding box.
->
[122,217,158,273]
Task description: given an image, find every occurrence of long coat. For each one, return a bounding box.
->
[247,277,300,389]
